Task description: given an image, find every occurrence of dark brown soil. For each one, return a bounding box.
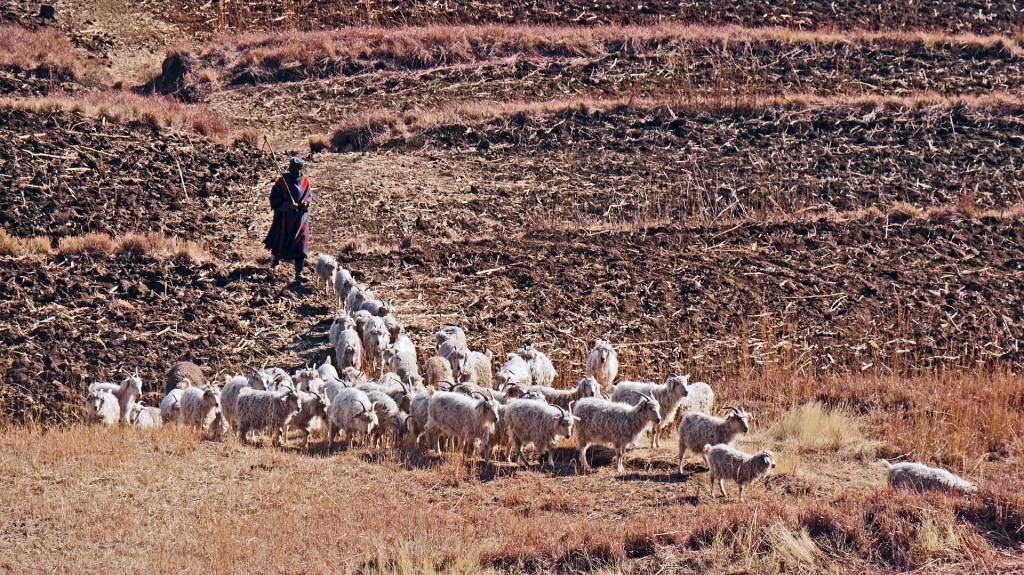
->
[0,256,331,425]
[157,0,1024,34]
[208,38,1024,141]
[324,101,1024,236]
[337,216,1024,382]
[0,107,275,246]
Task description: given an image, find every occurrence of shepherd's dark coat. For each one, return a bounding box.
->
[264,173,311,261]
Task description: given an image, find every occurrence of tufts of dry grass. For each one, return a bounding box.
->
[0,25,91,80]
[763,401,876,457]
[195,24,1022,82]
[2,230,210,263]
[0,91,231,141]
[56,232,116,256]
[0,228,52,256]
[328,92,1024,152]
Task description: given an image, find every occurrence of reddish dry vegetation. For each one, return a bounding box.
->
[0,104,269,240]
[327,95,1024,220]
[154,0,1024,34]
[186,25,1022,84]
[0,410,1021,574]
[191,25,1024,138]
[0,24,103,95]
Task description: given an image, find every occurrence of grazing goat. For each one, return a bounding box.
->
[881,460,977,494]
[516,344,556,387]
[89,372,143,424]
[418,391,500,463]
[85,389,119,426]
[327,388,380,449]
[704,444,775,501]
[314,253,338,294]
[585,339,618,392]
[611,374,689,448]
[165,361,204,393]
[290,391,330,447]
[678,407,751,473]
[364,390,404,449]
[236,387,302,447]
[574,394,661,473]
[160,388,183,423]
[384,334,419,383]
[529,376,601,411]
[129,403,162,428]
[505,399,577,468]
[495,353,532,389]
[449,348,493,388]
[179,386,223,436]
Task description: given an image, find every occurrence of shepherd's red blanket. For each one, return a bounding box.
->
[264,173,312,261]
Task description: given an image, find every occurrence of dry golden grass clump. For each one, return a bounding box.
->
[328,92,1024,152]
[0,91,231,141]
[1,229,209,263]
[194,24,1021,82]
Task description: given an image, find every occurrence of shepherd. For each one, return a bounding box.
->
[265,157,312,284]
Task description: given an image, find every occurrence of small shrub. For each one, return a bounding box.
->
[0,228,17,256]
[58,232,115,256]
[889,201,924,222]
[308,134,330,153]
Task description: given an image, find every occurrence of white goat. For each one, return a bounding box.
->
[314,253,338,294]
[611,374,689,448]
[449,348,493,388]
[435,326,467,353]
[705,444,776,501]
[89,372,143,423]
[574,394,661,473]
[383,333,419,382]
[84,389,119,426]
[129,402,163,428]
[159,388,183,423]
[516,343,556,387]
[290,390,330,447]
[334,267,355,309]
[585,339,618,392]
[179,385,223,436]
[505,399,577,468]
[495,352,532,389]
[417,391,500,463]
[529,376,602,411]
[326,388,380,449]
[236,387,302,447]
[678,380,714,415]
[881,460,977,494]
[678,407,751,473]
[361,315,390,377]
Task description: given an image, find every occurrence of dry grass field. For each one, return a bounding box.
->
[1,1,1023,573]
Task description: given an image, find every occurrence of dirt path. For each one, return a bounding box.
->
[55,0,181,84]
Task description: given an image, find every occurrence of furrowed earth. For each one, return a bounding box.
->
[1,2,1023,574]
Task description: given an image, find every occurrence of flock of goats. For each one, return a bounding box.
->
[82,255,979,500]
